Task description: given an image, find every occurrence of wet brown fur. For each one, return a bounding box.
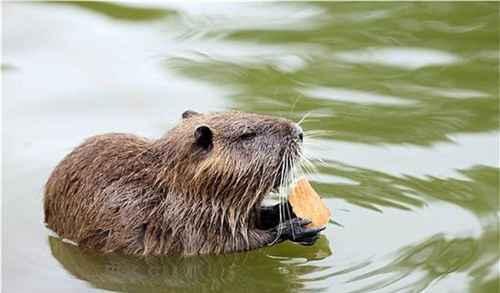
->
[44,111,302,256]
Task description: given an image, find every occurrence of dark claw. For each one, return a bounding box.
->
[293,225,325,240]
[257,201,297,230]
[270,217,325,246]
[291,217,312,227]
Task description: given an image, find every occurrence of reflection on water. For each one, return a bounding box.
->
[2,2,498,293]
[347,235,478,292]
[49,1,176,22]
[49,236,332,293]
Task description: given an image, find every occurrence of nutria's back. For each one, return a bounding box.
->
[44,110,318,256]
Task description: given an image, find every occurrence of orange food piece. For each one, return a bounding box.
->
[288,178,331,228]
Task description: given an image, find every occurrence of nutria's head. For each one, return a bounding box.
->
[154,110,303,214]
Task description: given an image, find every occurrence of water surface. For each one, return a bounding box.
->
[2,2,499,292]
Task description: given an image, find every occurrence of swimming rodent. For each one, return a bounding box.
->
[44,111,324,256]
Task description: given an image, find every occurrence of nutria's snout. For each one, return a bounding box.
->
[277,121,304,143]
[292,123,304,143]
[268,121,304,191]
[285,122,304,157]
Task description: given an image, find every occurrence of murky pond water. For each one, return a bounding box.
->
[2,2,499,292]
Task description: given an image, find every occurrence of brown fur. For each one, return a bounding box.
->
[44,111,302,256]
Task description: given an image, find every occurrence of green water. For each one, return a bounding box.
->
[2,2,499,292]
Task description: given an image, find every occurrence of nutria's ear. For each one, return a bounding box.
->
[182,110,200,119]
[194,125,213,151]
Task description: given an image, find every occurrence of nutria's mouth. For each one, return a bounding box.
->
[266,145,302,200]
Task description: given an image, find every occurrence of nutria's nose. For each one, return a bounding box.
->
[292,123,304,142]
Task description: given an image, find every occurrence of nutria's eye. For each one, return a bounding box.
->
[240,132,256,141]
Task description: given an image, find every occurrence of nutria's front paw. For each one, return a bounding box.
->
[257,201,296,230]
[271,218,325,246]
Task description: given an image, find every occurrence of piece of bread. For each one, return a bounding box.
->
[288,178,331,228]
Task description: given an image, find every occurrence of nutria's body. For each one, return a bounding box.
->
[44,111,322,256]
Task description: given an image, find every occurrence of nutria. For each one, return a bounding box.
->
[44,111,324,256]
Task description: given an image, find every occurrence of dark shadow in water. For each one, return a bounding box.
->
[47,1,176,22]
[49,236,332,293]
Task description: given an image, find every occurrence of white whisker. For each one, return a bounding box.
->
[297,111,312,126]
